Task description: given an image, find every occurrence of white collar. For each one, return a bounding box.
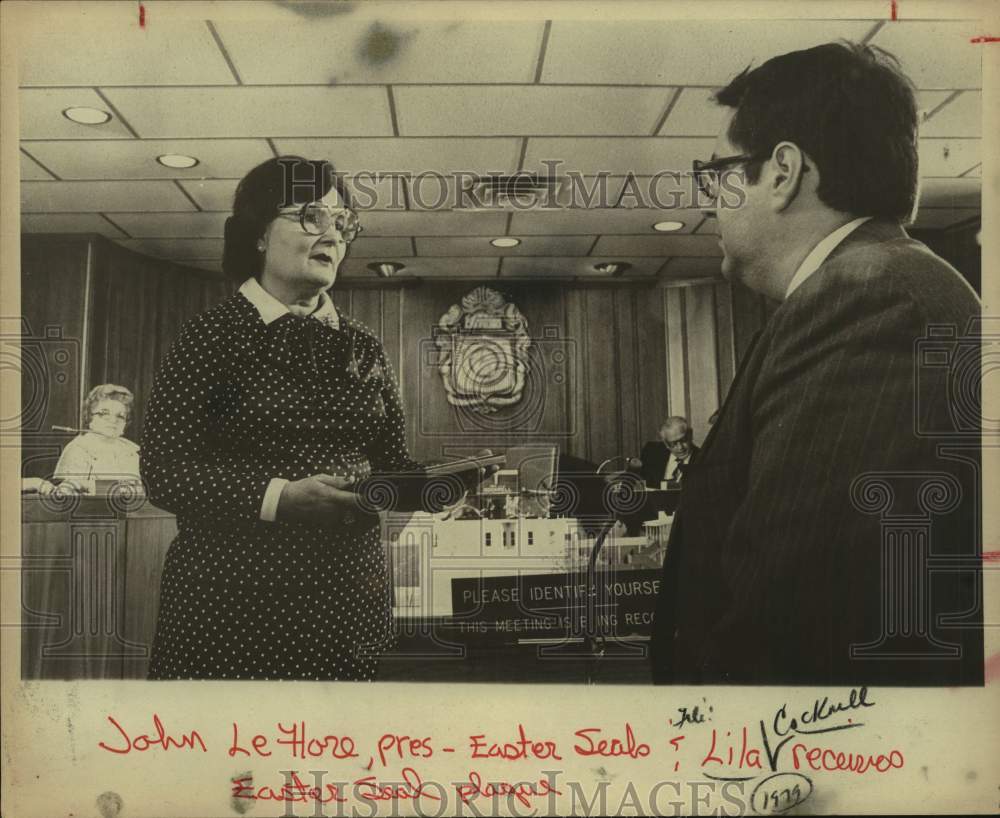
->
[239,277,340,330]
[785,217,872,299]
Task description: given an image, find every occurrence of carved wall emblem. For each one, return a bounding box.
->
[435,287,530,414]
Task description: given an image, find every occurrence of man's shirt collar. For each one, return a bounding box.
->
[785,216,872,299]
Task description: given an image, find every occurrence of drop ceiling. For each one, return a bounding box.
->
[18,13,983,282]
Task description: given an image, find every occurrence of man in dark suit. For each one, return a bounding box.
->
[638,416,700,489]
[651,42,982,686]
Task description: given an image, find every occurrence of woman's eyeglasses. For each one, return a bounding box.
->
[92,410,127,422]
[277,201,363,242]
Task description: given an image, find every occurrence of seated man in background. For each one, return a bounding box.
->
[637,416,699,489]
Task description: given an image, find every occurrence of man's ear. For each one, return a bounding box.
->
[769,142,807,212]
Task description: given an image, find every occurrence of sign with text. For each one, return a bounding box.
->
[448,570,660,643]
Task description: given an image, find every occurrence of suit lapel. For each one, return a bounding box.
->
[699,329,764,458]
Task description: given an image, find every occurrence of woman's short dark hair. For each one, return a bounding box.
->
[222,156,352,280]
[715,41,919,222]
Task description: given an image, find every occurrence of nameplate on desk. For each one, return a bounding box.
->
[446,570,662,644]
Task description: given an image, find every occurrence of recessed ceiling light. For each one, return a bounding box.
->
[490,237,521,248]
[653,220,685,232]
[62,106,112,125]
[157,154,200,169]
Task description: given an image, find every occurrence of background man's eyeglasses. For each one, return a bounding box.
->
[277,202,363,241]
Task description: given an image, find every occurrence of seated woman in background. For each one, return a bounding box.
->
[53,384,141,492]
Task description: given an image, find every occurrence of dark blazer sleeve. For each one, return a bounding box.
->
[639,441,664,488]
[140,315,274,523]
[701,266,976,683]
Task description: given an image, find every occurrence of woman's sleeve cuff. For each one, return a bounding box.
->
[260,477,289,521]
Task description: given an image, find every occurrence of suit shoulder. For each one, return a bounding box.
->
[826,235,978,320]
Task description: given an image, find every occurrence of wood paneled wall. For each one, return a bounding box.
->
[86,238,233,436]
[333,279,774,465]
[21,231,773,477]
[20,236,91,478]
[19,234,234,478]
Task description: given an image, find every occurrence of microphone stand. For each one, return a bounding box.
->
[584,518,616,682]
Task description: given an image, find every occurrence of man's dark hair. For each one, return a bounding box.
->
[222,156,352,280]
[715,41,919,222]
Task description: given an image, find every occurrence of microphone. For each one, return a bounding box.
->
[596,455,641,475]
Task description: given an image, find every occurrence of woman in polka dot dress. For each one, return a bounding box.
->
[142,157,418,680]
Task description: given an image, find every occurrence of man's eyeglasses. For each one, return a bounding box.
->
[692,153,768,201]
[277,201,363,242]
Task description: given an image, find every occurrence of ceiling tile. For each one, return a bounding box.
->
[918,177,980,208]
[360,211,508,237]
[915,90,960,120]
[921,91,982,137]
[918,138,980,177]
[19,20,237,86]
[19,89,136,140]
[116,238,225,260]
[415,236,596,257]
[105,212,229,239]
[20,152,55,180]
[214,20,545,84]
[21,213,127,239]
[658,88,951,138]
[542,20,874,85]
[275,137,522,176]
[695,216,720,235]
[345,174,410,211]
[593,234,722,257]
[908,208,980,230]
[339,257,500,278]
[660,257,723,279]
[509,207,704,236]
[21,181,197,213]
[101,87,393,138]
[500,257,664,277]
[523,137,715,176]
[23,139,274,180]
[869,21,982,89]
[345,237,415,258]
[177,176,409,214]
[178,179,239,211]
[658,88,722,137]
[395,86,672,136]
[407,174,639,211]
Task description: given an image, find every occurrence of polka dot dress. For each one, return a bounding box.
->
[141,293,417,681]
